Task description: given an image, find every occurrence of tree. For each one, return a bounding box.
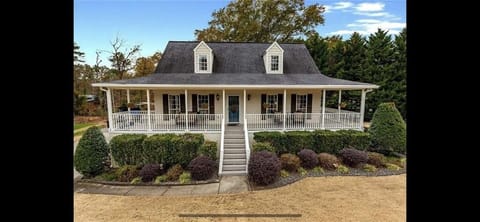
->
[74,126,110,177]
[195,0,325,42]
[305,33,329,74]
[392,28,407,119]
[105,36,141,80]
[369,102,406,154]
[74,42,85,63]
[134,51,162,77]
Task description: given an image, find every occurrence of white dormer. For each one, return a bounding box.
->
[264,42,284,74]
[193,41,213,74]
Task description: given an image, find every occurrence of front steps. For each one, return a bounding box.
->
[221,124,247,176]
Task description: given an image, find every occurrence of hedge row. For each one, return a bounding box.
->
[110,133,207,168]
[253,130,370,155]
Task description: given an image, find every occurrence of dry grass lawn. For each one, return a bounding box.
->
[75,174,406,222]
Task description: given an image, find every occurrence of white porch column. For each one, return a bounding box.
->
[360,89,366,130]
[338,90,342,122]
[106,88,113,132]
[127,89,131,112]
[283,89,286,131]
[243,89,246,123]
[147,89,151,131]
[185,89,188,131]
[321,89,326,129]
[222,89,225,120]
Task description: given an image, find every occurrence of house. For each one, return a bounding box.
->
[92,41,378,175]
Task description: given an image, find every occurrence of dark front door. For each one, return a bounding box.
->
[228,96,239,123]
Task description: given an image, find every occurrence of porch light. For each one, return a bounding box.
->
[248,94,251,100]
[216,93,219,100]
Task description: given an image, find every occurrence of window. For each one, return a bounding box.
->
[296,94,307,113]
[168,95,180,114]
[199,55,208,71]
[197,95,209,114]
[271,55,279,71]
[266,94,278,113]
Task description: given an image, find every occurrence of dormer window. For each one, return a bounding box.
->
[264,42,284,74]
[271,55,279,71]
[194,41,213,73]
[199,55,208,71]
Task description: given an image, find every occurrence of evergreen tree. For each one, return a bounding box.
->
[392,28,407,119]
[305,33,329,74]
[369,102,406,154]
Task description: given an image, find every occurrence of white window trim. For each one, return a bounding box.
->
[197,94,210,114]
[296,94,307,113]
[197,54,209,73]
[266,94,279,113]
[264,42,284,74]
[193,41,213,74]
[168,94,180,114]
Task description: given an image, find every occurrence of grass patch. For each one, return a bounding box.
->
[337,165,349,174]
[363,164,377,172]
[74,123,95,130]
[280,170,289,178]
[297,167,308,176]
[386,163,401,171]
[94,170,117,181]
[312,166,325,174]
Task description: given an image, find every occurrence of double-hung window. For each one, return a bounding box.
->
[271,55,279,71]
[199,55,208,71]
[197,95,209,114]
[266,94,278,113]
[296,94,307,113]
[168,95,180,114]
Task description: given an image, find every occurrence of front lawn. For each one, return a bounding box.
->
[74,122,95,130]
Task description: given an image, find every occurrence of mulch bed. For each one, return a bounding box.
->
[79,174,220,186]
[250,168,407,191]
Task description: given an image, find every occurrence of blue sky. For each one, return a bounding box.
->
[74,0,406,65]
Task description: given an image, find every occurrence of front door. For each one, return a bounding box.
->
[228,96,239,123]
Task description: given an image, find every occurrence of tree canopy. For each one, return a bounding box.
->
[195,0,325,42]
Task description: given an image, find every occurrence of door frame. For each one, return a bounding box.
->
[227,95,240,124]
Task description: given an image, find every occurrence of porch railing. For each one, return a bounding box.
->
[245,112,361,131]
[111,112,223,132]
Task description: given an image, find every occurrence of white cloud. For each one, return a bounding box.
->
[333,20,406,36]
[329,30,369,36]
[324,1,353,13]
[354,11,393,17]
[355,2,385,12]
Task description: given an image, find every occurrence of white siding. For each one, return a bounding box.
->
[193,41,213,73]
[264,42,284,74]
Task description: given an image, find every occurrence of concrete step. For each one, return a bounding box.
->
[223,158,246,165]
[224,138,245,144]
[224,144,245,149]
[224,149,246,154]
[223,165,246,171]
[220,170,247,176]
[224,134,244,139]
[224,153,246,159]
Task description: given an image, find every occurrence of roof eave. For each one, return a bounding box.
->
[91,83,379,90]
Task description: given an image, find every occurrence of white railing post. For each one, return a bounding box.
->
[360,89,366,130]
[106,88,113,132]
[147,89,151,131]
[243,89,246,124]
[222,89,225,121]
[322,89,326,129]
[185,89,188,132]
[338,90,342,122]
[283,89,286,131]
[219,117,225,175]
[244,119,250,173]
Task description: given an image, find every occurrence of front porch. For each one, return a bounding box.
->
[104,88,368,132]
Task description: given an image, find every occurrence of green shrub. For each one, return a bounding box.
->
[179,172,191,184]
[130,177,142,184]
[297,167,308,176]
[115,165,140,182]
[252,142,276,153]
[284,131,314,154]
[363,164,377,172]
[253,131,286,153]
[400,158,406,168]
[386,156,405,168]
[178,134,205,167]
[280,169,290,178]
[94,170,117,181]
[386,163,401,171]
[142,134,203,168]
[280,153,301,172]
[369,103,406,154]
[154,175,167,184]
[198,140,218,160]
[312,166,325,174]
[74,126,109,177]
[318,153,340,170]
[337,130,370,151]
[337,165,349,174]
[166,164,183,181]
[312,130,345,154]
[367,152,387,167]
[110,134,147,166]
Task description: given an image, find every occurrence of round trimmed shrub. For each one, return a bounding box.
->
[198,141,218,160]
[74,126,109,177]
[115,165,140,182]
[166,164,184,181]
[139,163,163,182]
[188,156,217,180]
[369,102,406,154]
[297,149,318,169]
[318,153,340,170]
[252,142,276,153]
[110,134,147,166]
[339,148,368,167]
[248,151,281,185]
[280,153,301,172]
[367,152,387,167]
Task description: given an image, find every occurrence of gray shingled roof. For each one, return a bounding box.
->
[94,41,378,88]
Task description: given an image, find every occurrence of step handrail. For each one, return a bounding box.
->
[218,117,225,175]
[244,119,250,173]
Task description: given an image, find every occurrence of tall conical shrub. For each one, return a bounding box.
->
[74,126,109,177]
[369,102,406,154]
